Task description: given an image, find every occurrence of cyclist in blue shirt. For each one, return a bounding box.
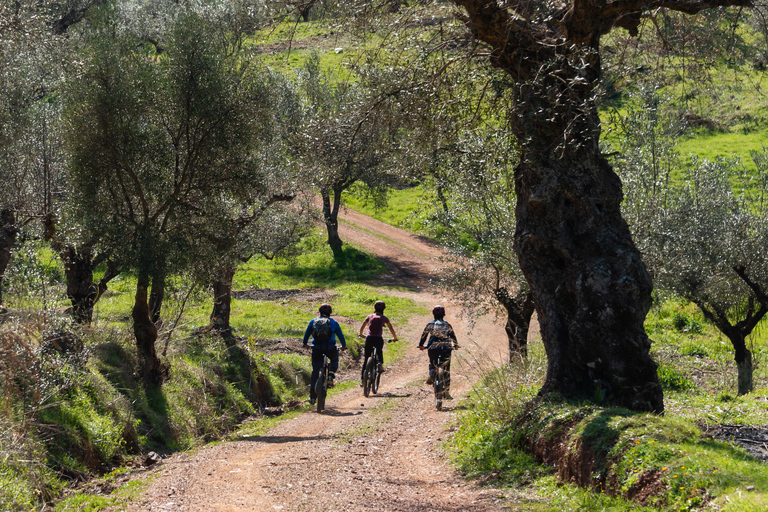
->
[303,303,347,405]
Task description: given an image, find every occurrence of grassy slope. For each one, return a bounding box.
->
[1,228,421,511]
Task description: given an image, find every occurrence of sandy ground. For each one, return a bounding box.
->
[123,205,516,512]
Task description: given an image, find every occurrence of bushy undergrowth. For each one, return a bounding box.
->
[0,233,417,510]
[0,320,328,510]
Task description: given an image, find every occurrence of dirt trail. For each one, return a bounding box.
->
[126,206,512,512]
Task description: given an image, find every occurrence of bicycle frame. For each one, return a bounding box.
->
[308,345,330,413]
[433,353,450,411]
[362,338,393,398]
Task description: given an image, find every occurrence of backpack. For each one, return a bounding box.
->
[428,320,453,348]
[312,316,333,343]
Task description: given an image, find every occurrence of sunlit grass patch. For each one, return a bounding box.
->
[53,476,150,512]
[342,183,435,235]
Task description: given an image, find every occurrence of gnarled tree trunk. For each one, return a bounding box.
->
[496,287,535,361]
[61,246,97,324]
[321,189,344,259]
[210,265,236,335]
[0,209,18,307]
[735,345,753,396]
[512,56,662,412]
[44,214,119,324]
[454,0,664,412]
[149,271,165,325]
[133,270,163,384]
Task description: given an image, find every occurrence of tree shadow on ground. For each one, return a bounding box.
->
[241,434,334,443]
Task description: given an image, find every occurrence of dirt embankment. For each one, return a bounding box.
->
[120,205,515,512]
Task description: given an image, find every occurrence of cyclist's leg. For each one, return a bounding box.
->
[309,348,324,401]
[327,346,340,384]
[442,349,453,398]
[426,349,438,384]
[374,337,385,369]
[361,338,374,382]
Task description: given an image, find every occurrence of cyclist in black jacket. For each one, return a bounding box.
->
[418,305,459,399]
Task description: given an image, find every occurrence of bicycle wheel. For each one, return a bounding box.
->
[373,364,381,394]
[316,367,327,412]
[434,367,445,411]
[363,357,375,397]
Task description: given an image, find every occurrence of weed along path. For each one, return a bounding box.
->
[125,206,514,512]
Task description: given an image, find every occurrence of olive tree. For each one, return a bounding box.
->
[0,1,55,306]
[295,56,407,259]
[380,0,754,413]
[433,129,534,361]
[643,157,768,395]
[65,11,290,382]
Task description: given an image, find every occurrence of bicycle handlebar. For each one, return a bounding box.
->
[303,343,347,351]
[358,335,398,342]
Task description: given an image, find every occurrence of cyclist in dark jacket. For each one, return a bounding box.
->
[418,305,459,399]
[303,303,347,405]
[358,300,398,385]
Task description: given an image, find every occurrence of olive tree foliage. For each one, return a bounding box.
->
[197,96,310,336]
[0,0,70,308]
[642,157,768,395]
[607,86,682,251]
[609,87,768,396]
[294,55,408,259]
[346,0,759,413]
[64,9,293,383]
[432,129,534,362]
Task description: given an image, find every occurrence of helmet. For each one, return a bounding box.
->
[374,300,386,313]
[319,303,332,316]
[432,305,445,319]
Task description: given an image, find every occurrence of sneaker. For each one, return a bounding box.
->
[308,397,316,405]
[426,376,434,385]
[444,393,453,400]
[327,379,335,388]
[378,365,386,373]
[360,382,364,387]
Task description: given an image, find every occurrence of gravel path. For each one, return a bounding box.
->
[123,204,519,512]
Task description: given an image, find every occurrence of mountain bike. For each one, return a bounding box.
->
[315,352,329,413]
[432,347,458,411]
[362,338,393,398]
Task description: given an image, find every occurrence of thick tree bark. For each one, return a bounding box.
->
[512,66,663,412]
[44,213,119,324]
[210,265,237,335]
[61,246,97,324]
[133,271,163,384]
[496,288,535,361]
[149,271,165,325]
[322,189,344,259]
[733,338,753,395]
[0,209,18,307]
[453,0,665,412]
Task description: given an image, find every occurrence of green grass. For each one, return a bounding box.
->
[54,476,150,512]
[342,183,437,235]
[676,128,768,169]
[449,295,768,511]
[1,225,425,510]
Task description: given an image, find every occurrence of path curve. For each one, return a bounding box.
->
[125,205,513,512]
